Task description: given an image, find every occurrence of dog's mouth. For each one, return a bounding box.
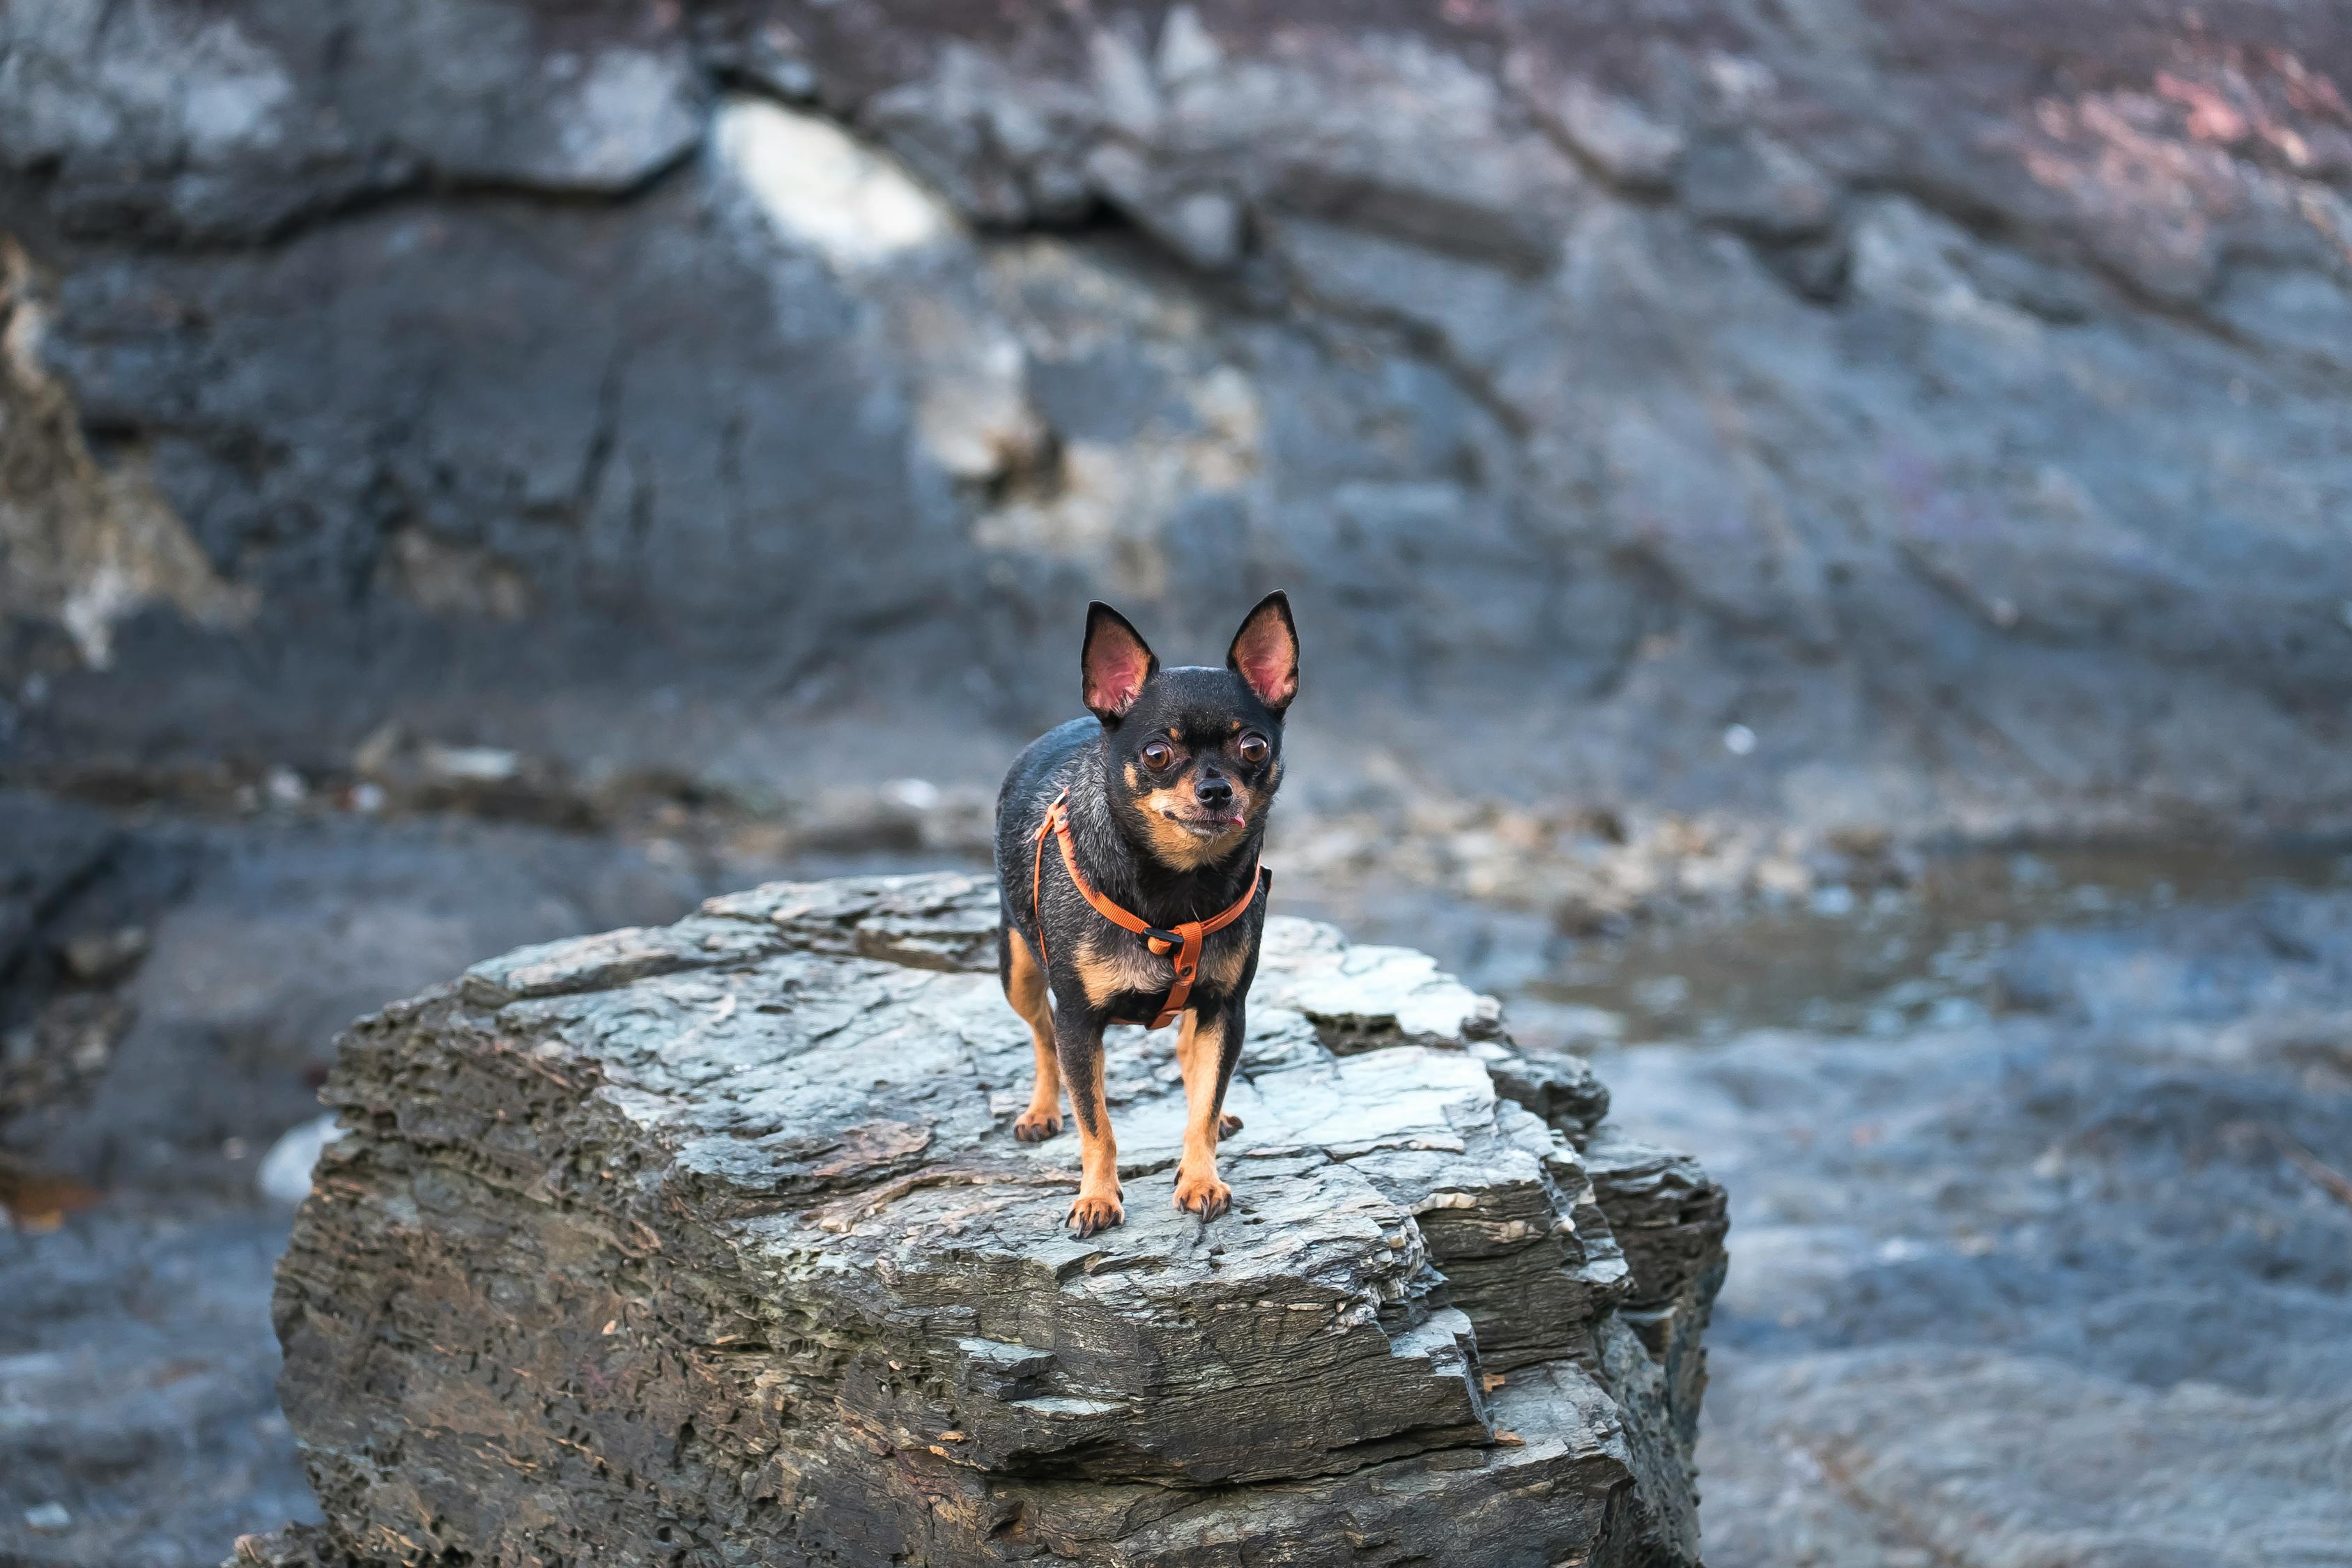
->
[1160,806,1247,838]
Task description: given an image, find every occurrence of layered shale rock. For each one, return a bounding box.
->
[9,3,2352,830]
[263,873,1721,1566]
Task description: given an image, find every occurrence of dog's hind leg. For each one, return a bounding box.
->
[1003,926,1063,1142]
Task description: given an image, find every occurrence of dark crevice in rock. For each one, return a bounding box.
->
[969,194,1148,245]
[717,61,1162,252]
[197,146,708,262]
[1274,264,1537,441]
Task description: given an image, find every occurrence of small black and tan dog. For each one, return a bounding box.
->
[994,592,1299,1237]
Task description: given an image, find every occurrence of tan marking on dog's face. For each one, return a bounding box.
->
[1137,794,1235,868]
[1134,771,1256,870]
[1073,935,1169,1009]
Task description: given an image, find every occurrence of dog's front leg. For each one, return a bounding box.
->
[1054,1014,1123,1236]
[1174,997,1245,1220]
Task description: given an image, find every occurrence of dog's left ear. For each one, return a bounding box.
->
[1226,590,1298,714]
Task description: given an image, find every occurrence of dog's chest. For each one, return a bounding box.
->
[1075,933,1169,1006]
[1072,923,1253,1016]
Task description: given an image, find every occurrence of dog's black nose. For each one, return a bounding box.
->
[1195,771,1233,808]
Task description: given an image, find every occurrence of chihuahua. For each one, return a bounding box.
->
[994,592,1299,1237]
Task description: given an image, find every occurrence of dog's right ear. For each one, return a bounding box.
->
[1082,601,1159,724]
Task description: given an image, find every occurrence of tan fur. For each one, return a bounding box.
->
[1172,1011,1233,1217]
[1068,1044,1123,1233]
[1073,935,1169,1010]
[1202,936,1250,993]
[1138,781,1254,870]
[1006,930,1062,1141]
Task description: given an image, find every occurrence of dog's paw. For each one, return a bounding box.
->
[1013,1107,1063,1142]
[1173,1167,1231,1221]
[1066,1190,1125,1238]
[1216,1112,1243,1139]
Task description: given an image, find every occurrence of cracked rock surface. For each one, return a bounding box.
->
[261,873,1720,1566]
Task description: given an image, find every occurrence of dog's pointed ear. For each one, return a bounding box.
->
[1227,590,1298,714]
[1082,601,1159,723]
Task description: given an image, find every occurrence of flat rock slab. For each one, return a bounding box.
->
[266,873,1722,1567]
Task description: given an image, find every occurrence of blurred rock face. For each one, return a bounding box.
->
[3,1,2349,826]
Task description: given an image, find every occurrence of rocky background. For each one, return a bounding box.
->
[3,2,2351,1565]
[4,0,2351,828]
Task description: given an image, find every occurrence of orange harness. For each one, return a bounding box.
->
[1029,788,1268,1029]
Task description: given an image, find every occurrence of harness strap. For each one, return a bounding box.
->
[1029,788,1267,1029]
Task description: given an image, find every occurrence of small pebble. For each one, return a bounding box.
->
[420,744,519,783]
[60,926,149,985]
[258,1114,348,1207]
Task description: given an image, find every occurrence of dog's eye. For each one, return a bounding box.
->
[1235,732,1270,766]
[1140,741,1176,771]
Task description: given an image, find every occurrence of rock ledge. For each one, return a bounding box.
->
[258,873,1723,1566]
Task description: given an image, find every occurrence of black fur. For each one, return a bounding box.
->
[994,594,1296,1228]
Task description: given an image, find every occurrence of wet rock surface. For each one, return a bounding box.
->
[1,1201,317,1567]
[263,873,1716,1567]
[1599,884,2352,1567]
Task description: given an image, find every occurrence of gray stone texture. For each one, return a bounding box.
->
[1,810,721,1567]
[266,873,1721,1566]
[1602,885,2352,1568]
[3,1,2349,827]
